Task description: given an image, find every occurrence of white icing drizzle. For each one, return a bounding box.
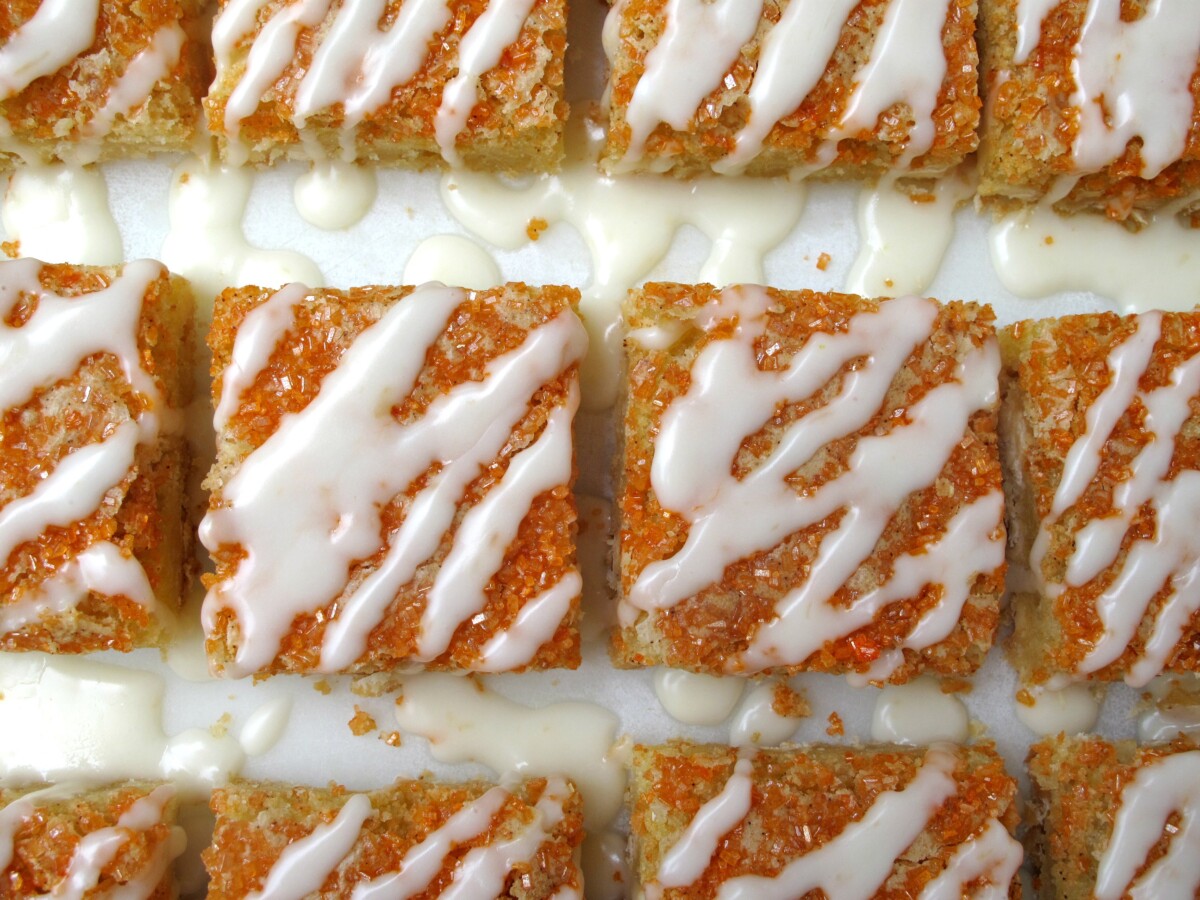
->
[439,776,574,900]
[200,285,585,675]
[615,0,765,168]
[1095,751,1200,900]
[619,288,1002,675]
[477,570,582,672]
[76,24,186,164]
[393,672,625,828]
[917,819,1023,900]
[0,0,100,99]
[1013,684,1100,736]
[716,746,960,899]
[1032,311,1200,686]
[440,117,807,408]
[655,751,755,891]
[1069,2,1200,180]
[402,235,503,290]
[351,787,509,900]
[212,282,307,430]
[435,0,537,167]
[652,669,746,727]
[2,164,123,266]
[0,258,170,632]
[0,782,84,872]
[238,696,294,756]
[871,676,970,746]
[1013,0,1061,63]
[581,830,629,900]
[729,680,803,747]
[249,793,373,900]
[714,0,859,174]
[292,162,378,230]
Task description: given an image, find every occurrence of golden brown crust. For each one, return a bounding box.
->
[0,782,180,900]
[630,741,1021,898]
[602,0,980,179]
[204,778,584,899]
[977,0,1200,224]
[204,283,583,676]
[614,284,1004,681]
[0,261,193,653]
[203,0,567,171]
[0,0,210,166]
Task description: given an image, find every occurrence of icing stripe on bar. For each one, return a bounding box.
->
[477,570,582,672]
[248,793,374,900]
[917,819,1023,900]
[709,746,959,899]
[1013,0,1060,63]
[0,0,101,99]
[1095,751,1200,900]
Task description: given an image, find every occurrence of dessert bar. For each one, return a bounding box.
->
[630,741,1022,898]
[204,0,568,169]
[201,281,586,677]
[204,777,584,899]
[1001,310,1200,688]
[0,0,210,166]
[602,0,980,178]
[0,259,192,653]
[978,0,1200,224]
[615,284,1005,682]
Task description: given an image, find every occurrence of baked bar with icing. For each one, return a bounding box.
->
[201,282,586,677]
[204,777,584,899]
[0,782,183,899]
[1001,311,1200,688]
[0,0,210,166]
[204,0,568,170]
[630,741,1022,898]
[977,0,1200,225]
[1027,734,1200,899]
[602,0,981,179]
[0,259,193,653]
[614,284,1005,683]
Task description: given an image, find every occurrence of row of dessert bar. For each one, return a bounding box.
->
[4,258,1200,693]
[2,735,1197,898]
[3,1,1199,221]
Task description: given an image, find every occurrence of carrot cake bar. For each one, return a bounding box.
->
[0,0,210,166]
[201,282,586,677]
[977,0,1200,225]
[602,0,980,178]
[0,782,183,899]
[630,741,1022,898]
[615,284,1005,683]
[1001,311,1200,688]
[0,259,192,653]
[204,0,568,169]
[204,777,584,899]
[1027,734,1200,899]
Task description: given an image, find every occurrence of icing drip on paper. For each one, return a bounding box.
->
[2,164,123,265]
[0,258,169,633]
[620,288,1003,676]
[200,284,585,675]
[653,669,745,726]
[1095,751,1200,900]
[1031,311,1200,686]
[870,676,970,745]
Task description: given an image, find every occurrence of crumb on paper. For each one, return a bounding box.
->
[210,713,232,738]
[2,241,18,259]
[911,191,936,204]
[526,217,549,241]
[940,677,973,695]
[1043,235,1054,245]
[884,278,895,289]
[1015,688,1036,708]
[771,681,811,719]
[313,679,333,696]
[381,731,403,748]
[815,252,831,272]
[825,711,844,736]
[348,706,377,736]
[468,674,486,693]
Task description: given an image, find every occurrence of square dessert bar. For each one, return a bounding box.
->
[204,777,584,899]
[204,0,567,169]
[0,0,210,166]
[0,782,183,899]
[614,284,1005,683]
[602,0,980,178]
[201,282,586,678]
[1027,735,1200,899]
[0,259,192,653]
[1001,311,1200,688]
[629,741,1022,898]
[977,0,1200,224]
